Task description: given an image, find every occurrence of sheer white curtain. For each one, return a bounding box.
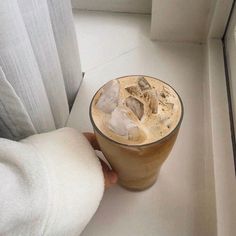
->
[0,0,82,140]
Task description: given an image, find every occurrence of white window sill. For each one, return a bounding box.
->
[67,10,236,236]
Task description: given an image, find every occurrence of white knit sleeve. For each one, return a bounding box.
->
[0,128,104,236]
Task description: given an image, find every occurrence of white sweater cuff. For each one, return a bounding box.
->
[23,128,104,236]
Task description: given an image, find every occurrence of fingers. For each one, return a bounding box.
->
[100,159,118,189]
[83,132,101,151]
[83,132,118,189]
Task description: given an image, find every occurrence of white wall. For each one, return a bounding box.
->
[207,0,234,38]
[207,39,236,236]
[71,0,152,14]
[151,0,213,43]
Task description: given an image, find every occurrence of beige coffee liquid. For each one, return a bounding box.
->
[91,76,182,145]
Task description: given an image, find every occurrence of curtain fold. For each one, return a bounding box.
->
[0,67,36,140]
[48,0,83,108]
[0,0,82,140]
[18,0,70,128]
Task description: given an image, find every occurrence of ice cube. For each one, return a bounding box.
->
[138,76,151,90]
[108,107,137,137]
[160,91,166,98]
[96,80,120,113]
[159,111,169,121]
[143,90,158,114]
[125,86,142,96]
[150,125,161,136]
[128,126,141,141]
[166,96,176,109]
[166,103,174,110]
[125,96,144,120]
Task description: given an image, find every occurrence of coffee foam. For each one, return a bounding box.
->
[91,76,182,145]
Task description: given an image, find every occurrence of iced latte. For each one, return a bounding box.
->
[90,75,183,191]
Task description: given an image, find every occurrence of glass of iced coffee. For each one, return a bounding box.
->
[89,75,183,191]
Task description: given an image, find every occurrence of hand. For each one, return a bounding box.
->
[83,132,118,189]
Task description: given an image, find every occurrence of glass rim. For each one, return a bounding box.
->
[89,75,184,147]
